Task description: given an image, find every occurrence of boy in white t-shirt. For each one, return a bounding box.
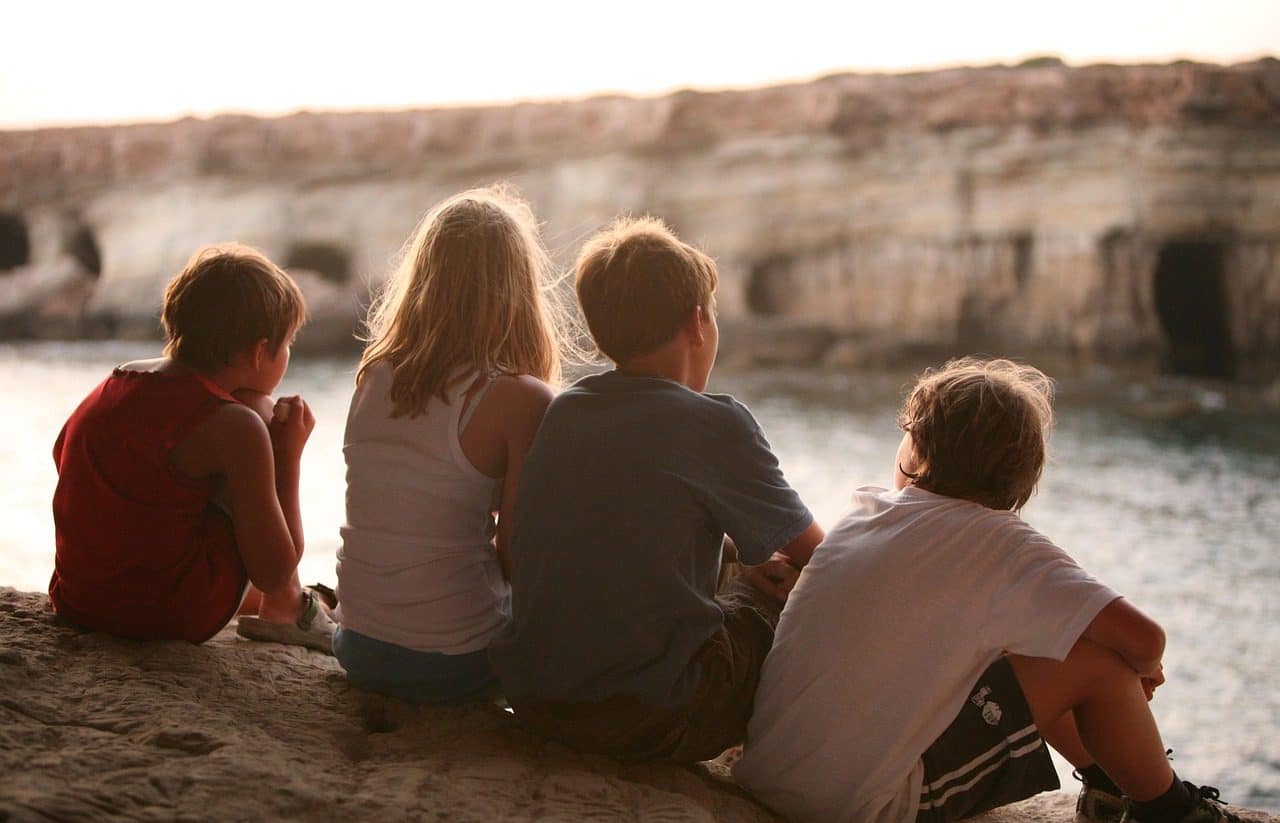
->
[735,358,1247,823]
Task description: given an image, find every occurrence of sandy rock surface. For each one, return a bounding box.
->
[0,589,1273,822]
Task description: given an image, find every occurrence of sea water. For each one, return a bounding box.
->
[1,342,1276,811]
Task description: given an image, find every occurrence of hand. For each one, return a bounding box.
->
[269,395,314,460]
[746,553,802,603]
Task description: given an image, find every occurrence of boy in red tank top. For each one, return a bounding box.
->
[49,244,334,651]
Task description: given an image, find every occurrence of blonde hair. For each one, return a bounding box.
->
[575,216,718,363]
[357,186,569,418]
[897,358,1055,512]
[162,243,306,372]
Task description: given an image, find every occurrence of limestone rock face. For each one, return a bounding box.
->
[1,590,1276,821]
[1,60,1278,376]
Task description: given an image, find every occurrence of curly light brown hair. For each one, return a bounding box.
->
[897,358,1055,511]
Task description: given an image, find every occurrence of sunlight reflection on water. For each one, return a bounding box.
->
[2,342,1276,811]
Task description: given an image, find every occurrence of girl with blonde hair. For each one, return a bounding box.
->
[333,186,571,702]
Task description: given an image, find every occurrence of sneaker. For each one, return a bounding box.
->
[1120,783,1246,823]
[1077,783,1127,823]
[1073,767,1127,823]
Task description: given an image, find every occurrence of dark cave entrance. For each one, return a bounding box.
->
[1152,240,1234,378]
[284,241,352,285]
[745,254,795,316]
[67,225,102,277]
[0,213,30,272]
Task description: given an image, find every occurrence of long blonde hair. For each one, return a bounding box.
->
[358,185,569,417]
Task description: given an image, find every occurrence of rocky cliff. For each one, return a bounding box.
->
[2,59,1278,377]
[4,590,1274,821]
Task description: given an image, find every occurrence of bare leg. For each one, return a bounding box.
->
[238,587,262,616]
[1039,711,1095,770]
[255,573,305,623]
[1008,639,1173,802]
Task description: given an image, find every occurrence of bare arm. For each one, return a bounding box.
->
[178,405,300,592]
[459,375,554,581]
[493,378,554,580]
[775,520,825,569]
[745,520,826,602]
[176,394,314,592]
[233,389,309,565]
[1083,597,1166,680]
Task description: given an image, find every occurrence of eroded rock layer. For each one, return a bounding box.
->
[2,59,1278,376]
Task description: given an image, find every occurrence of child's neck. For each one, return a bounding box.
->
[617,348,697,390]
[167,357,254,397]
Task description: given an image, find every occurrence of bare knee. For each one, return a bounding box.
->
[1009,639,1141,721]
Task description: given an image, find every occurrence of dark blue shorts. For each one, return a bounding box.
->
[915,657,1060,822]
[333,626,497,704]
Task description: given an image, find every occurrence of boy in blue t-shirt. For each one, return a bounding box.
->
[490,217,823,762]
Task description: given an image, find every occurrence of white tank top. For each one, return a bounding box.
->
[335,361,508,654]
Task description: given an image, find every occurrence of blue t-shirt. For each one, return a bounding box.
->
[489,370,813,707]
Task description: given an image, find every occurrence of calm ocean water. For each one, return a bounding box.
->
[2,341,1277,811]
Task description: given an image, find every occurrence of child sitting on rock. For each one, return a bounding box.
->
[333,187,571,703]
[735,358,1247,823]
[50,244,333,651]
[489,217,824,761]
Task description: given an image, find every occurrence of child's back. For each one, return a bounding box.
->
[492,370,809,706]
[490,217,823,763]
[51,368,246,642]
[738,359,1248,823]
[337,360,508,654]
[49,244,329,651]
[332,186,563,703]
[736,485,1115,822]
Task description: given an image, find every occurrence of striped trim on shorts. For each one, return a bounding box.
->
[915,657,1060,822]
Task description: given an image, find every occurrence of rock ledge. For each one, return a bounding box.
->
[0,589,1273,822]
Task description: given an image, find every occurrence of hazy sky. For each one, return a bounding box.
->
[3,0,1278,129]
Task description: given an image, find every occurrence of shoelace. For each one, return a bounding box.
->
[1189,783,1231,806]
[1186,783,1243,823]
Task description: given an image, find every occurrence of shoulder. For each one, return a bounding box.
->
[196,402,271,448]
[490,374,555,417]
[492,374,554,404]
[703,392,761,427]
[483,374,555,437]
[693,392,767,447]
[116,356,169,372]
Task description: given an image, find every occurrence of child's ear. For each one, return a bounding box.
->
[683,306,706,347]
[250,337,271,369]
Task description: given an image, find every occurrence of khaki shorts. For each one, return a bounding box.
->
[511,573,780,763]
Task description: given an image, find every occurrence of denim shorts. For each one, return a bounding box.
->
[332,626,497,704]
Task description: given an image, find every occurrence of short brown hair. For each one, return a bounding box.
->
[161,244,306,372]
[575,217,718,363]
[897,358,1055,511]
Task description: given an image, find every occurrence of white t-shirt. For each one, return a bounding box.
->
[735,485,1120,823]
[335,363,508,655]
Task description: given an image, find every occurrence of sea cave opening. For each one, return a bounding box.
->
[745,254,795,317]
[284,241,351,285]
[1152,239,1234,378]
[0,213,30,273]
[67,225,102,278]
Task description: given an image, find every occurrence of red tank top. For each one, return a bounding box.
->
[49,368,248,642]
